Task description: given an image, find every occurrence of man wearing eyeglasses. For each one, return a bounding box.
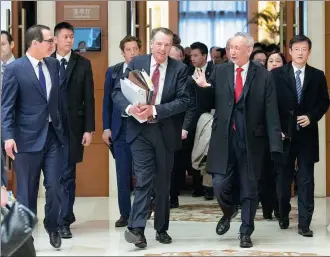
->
[1,25,64,249]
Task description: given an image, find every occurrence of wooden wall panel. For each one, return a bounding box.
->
[168,1,179,34]
[56,1,109,196]
[325,2,330,196]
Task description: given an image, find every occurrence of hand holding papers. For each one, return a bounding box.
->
[120,70,155,123]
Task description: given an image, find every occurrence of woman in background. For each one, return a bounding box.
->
[259,51,287,220]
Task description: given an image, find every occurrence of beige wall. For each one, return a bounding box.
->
[306,1,327,197]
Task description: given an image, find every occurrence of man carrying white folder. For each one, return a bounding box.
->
[112,27,189,249]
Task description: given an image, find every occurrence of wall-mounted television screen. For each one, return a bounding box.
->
[73,27,101,52]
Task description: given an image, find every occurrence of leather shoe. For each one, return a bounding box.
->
[59,227,72,239]
[298,228,313,237]
[170,202,179,209]
[156,231,172,244]
[216,207,238,235]
[279,217,289,229]
[204,187,214,200]
[49,232,62,249]
[239,234,253,248]
[115,216,128,227]
[124,228,147,248]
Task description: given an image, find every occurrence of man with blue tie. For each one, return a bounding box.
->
[52,22,95,239]
[102,35,141,227]
[1,25,64,249]
[272,35,329,237]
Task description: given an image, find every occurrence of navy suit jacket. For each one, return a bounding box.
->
[1,56,63,152]
[102,62,124,141]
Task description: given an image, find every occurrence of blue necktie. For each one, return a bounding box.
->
[295,70,302,104]
[38,62,47,97]
[59,58,67,86]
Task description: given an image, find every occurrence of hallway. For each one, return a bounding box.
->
[33,196,330,256]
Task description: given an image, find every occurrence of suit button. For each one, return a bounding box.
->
[228,102,232,106]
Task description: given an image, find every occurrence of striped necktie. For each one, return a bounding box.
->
[295,70,302,104]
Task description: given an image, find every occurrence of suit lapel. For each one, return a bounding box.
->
[205,62,213,80]
[161,57,174,103]
[282,63,297,96]
[22,56,47,100]
[44,58,56,102]
[242,61,257,101]
[65,51,78,86]
[227,62,234,95]
[302,64,312,95]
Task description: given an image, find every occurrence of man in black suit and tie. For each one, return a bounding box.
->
[52,22,95,239]
[272,35,329,237]
[193,32,283,248]
[112,27,189,249]
[1,25,63,249]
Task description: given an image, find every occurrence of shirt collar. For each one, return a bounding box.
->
[195,62,208,71]
[151,54,168,68]
[56,51,71,63]
[234,61,250,73]
[292,62,306,74]
[1,55,15,66]
[26,52,44,68]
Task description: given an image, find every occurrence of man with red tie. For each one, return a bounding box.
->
[193,32,283,248]
[112,27,189,249]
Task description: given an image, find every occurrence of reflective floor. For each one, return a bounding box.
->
[34,196,330,256]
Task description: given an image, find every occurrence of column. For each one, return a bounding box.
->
[306,1,326,197]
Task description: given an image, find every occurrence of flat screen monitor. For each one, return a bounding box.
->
[73,27,101,52]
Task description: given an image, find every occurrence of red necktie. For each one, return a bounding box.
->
[151,63,160,104]
[235,67,243,103]
[233,67,243,130]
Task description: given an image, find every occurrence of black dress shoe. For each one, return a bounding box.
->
[59,227,72,239]
[239,234,253,248]
[298,228,313,237]
[115,216,128,227]
[263,213,273,220]
[156,231,172,244]
[204,187,214,200]
[274,211,280,220]
[49,232,62,249]
[279,217,290,229]
[170,202,179,209]
[192,188,204,197]
[216,207,238,235]
[124,228,147,248]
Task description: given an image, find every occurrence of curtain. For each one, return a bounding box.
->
[179,1,248,49]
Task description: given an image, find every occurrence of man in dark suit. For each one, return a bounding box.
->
[193,32,283,248]
[1,24,64,249]
[112,27,189,249]
[272,35,329,237]
[102,35,141,227]
[177,42,215,202]
[52,22,95,239]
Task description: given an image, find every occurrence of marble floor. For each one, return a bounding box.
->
[33,196,330,256]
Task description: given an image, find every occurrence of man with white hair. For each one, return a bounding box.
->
[193,32,282,248]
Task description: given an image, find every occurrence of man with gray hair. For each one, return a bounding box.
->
[112,27,189,249]
[193,32,282,248]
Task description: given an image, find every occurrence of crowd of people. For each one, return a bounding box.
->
[1,21,329,253]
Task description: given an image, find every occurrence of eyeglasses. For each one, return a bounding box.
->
[43,39,54,44]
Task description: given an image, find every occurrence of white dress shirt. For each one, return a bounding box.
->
[123,62,128,73]
[292,62,306,86]
[234,61,250,87]
[26,52,52,121]
[56,51,71,68]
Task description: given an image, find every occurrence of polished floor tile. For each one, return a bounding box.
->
[34,196,330,256]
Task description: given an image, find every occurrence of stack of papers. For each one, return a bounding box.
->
[120,69,154,123]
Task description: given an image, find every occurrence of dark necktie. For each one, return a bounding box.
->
[151,63,160,104]
[295,70,302,104]
[233,67,243,130]
[38,62,47,97]
[59,58,68,85]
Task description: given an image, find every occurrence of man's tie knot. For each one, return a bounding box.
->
[38,61,43,67]
[61,58,67,65]
[296,69,301,76]
[236,67,243,73]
